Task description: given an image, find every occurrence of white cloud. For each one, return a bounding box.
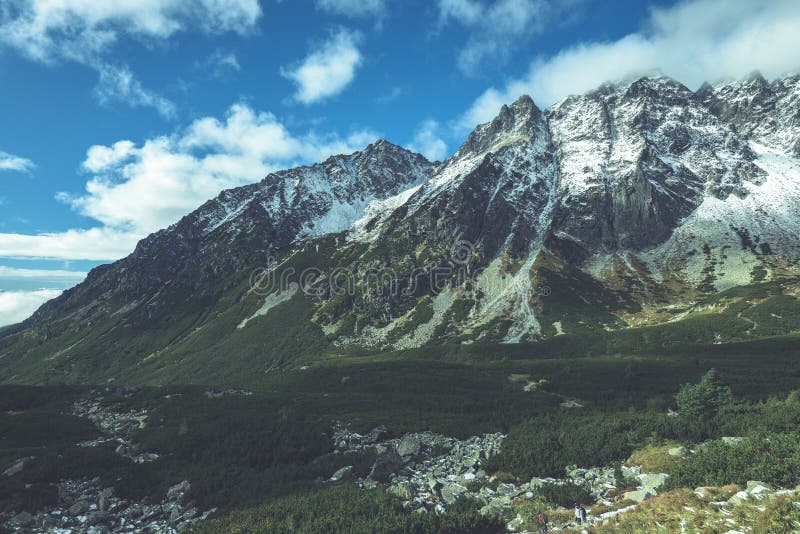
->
[0,104,379,262]
[202,49,241,78]
[0,150,35,173]
[316,0,388,19]
[0,228,143,261]
[437,0,551,75]
[0,266,86,280]
[0,0,261,115]
[282,28,363,104]
[407,120,448,161]
[0,289,62,327]
[374,86,404,104]
[94,64,177,118]
[461,0,800,126]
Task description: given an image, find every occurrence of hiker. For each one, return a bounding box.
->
[575,503,582,524]
[580,504,587,524]
[537,511,548,534]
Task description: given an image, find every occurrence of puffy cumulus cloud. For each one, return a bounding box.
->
[0,0,261,115]
[282,28,363,104]
[407,120,449,162]
[0,289,63,326]
[461,0,800,126]
[0,150,35,173]
[316,0,388,19]
[437,0,552,75]
[20,104,378,261]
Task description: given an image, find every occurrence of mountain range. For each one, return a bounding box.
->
[2,72,800,385]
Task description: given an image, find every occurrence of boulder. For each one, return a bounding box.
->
[98,487,114,511]
[721,436,745,446]
[84,511,111,526]
[389,483,414,500]
[745,480,773,492]
[440,482,467,504]
[369,448,404,482]
[507,513,525,532]
[397,435,422,458]
[69,500,90,515]
[329,465,354,483]
[367,425,391,444]
[10,511,34,527]
[638,473,668,492]
[3,456,34,477]
[496,483,518,496]
[623,489,656,503]
[668,446,688,457]
[166,480,191,504]
[727,490,750,506]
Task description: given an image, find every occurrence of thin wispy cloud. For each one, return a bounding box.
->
[407,120,448,162]
[0,150,35,173]
[316,0,388,20]
[437,0,557,76]
[282,28,363,105]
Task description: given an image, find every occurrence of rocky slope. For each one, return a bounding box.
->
[2,73,800,384]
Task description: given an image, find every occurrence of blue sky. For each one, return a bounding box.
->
[1,0,799,325]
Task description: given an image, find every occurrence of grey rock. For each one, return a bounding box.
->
[3,456,34,477]
[367,425,391,444]
[623,489,656,503]
[440,482,467,504]
[369,448,404,482]
[10,511,34,527]
[668,446,688,457]
[69,500,90,515]
[329,465,354,483]
[166,480,191,504]
[397,435,422,458]
[496,482,518,496]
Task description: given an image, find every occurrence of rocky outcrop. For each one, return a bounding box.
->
[3,478,212,533]
[72,389,159,464]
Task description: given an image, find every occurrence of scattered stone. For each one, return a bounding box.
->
[668,446,688,457]
[396,435,422,458]
[167,480,192,505]
[721,436,745,446]
[623,489,656,503]
[369,447,404,482]
[329,465,354,483]
[2,456,34,477]
[9,511,33,527]
[367,425,392,444]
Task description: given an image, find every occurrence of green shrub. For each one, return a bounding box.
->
[536,482,593,508]
[667,433,800,489]
[675,369,732,421]
[194,485,504,534]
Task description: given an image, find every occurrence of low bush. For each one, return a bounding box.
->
[194,484,504,534]
[535,482,593,508]
[667,433,800,489]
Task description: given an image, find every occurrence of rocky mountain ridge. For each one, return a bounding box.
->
[2,72,800,384]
